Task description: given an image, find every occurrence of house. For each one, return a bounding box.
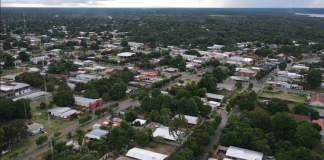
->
[0,82,30,98]
[292,65,309,71]
[76,74,97,82]
[316,109,324,119]
[217,84,234,91]
[173,114,203,128]
[132,119,147,126]
[312,119,324,137]
[237,69,257,78]
[208,44,225,50]
[28,67,41,72]
[31,49,44,55]
[74,97,102,110]
[26,123,44,135]
[205,93,225,103]
[164,68,179,73]
[85,129,109,140]
[255,60,266,66]
[48,107,77,120]
[226,146,263,160]
[153,126,184,141]
[117,52,135,59]
[241,54,258,59]
[126,148,168,160]
[287,113,311,123]
[228,56,253,64]
[310,93,324,107]
[141,72,157,77]
[0,75,16,81]
[301,53,310,58]
[251,67,261,72]
[229,76,250,82]
[12,91,52,101]
[193,56,211,62]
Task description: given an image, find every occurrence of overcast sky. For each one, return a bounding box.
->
[2,0,324,8]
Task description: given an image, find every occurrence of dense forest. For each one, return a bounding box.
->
[1,8,324,49]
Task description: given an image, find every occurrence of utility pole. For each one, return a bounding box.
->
[43,58,54,160]
[24,103,27,119]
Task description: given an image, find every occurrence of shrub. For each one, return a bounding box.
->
[120,149,125,154]
[87,128,92,132]
[208,150,214,156]
[134,121,141,126]
[150,142,156,148]
[89,110,93,113]
[54,132,61,137]
[113,150,119,156]
[76,107,80,110]
[40,102,47,109]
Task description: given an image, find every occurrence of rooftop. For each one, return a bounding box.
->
[74,97,98,104]
[27,123,43,131]
[126,147,168,160]
[85,129,109,140]
[77,74,97,79]
[205,93,225,100]
[226,146,263,160]
[117,52,135,57]
[311,93,324,104]
[12,91,51,101]
[173,114,198,125]
[287,113,311,123]
[153,126,182,141]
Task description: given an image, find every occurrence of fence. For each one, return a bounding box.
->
[99,153,109,160]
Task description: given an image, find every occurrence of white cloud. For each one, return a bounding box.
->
[310,0,324,7]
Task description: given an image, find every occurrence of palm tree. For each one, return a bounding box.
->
[74,129,85,145]
[66,131,73,141]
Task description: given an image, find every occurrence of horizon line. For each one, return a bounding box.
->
[1,7,324,9]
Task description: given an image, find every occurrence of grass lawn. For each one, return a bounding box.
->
[210,112,219,118]
[261,92,307,103]
[117,96,130,102]
[229,93,237,100]
[236,87,245,92]
[1,97,81,160]
[288,103,296,112]
[310,88,324,93]
[0,68,25,76]
[109,56,118,61]
[215,90,230,95]
[256,89,262,96]
[226,110,233,116]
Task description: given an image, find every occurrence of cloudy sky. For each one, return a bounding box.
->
[2,0,324,8]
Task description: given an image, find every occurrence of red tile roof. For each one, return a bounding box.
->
[311,93,324,104]
[287,113,311,123]
[313,119,324,129]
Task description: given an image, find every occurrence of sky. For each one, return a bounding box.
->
[2,0,324,8]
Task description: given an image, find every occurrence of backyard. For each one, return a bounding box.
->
[210,112,219,118]
[0,68,25,76]
[1,97,82,160]
[236,87,245,92]
[261,91,307,103]
[134,142,176,155]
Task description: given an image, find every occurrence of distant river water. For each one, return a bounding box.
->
[295,13,324,18]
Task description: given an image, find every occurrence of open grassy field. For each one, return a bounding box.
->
[256,89,262,96]
[310,88,324,93]
[1,97,81,160]
[210,112,219,118]
[261,92,307,103]
[236,87,245,92]
[108,56,118,61]
[134,142,176,155]
[0,68,25,76]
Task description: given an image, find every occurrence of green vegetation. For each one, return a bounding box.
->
[236,87,245,92]
[261,92,307,103]
[0,68,24,76]
[210,112,219,118]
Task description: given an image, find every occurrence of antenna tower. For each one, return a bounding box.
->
[2,21,5,34]
[23,9,26,28]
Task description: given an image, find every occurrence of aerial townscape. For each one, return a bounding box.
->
[1,6,324,160]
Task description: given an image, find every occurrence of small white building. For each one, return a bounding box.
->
[26,123,44,135]
[226,146,263,160]
[48,107,77,120]
[153,126,183,141]
[12,91,52,101]
[132,119,147,126]
[117,52,135,59]
[126,148,168,160]
[85,129,109,140]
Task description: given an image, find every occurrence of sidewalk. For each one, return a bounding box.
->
[18,98,139,160]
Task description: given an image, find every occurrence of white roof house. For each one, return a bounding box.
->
[126,147,168,160]
[117,52,135,59]
[12,91,51,101]
[173,114,198,125]
[85,129,108,140]
[153,126,183,141]
[28,67,41,72]
[292,65,309,70]
[226,146,263,160]
[48,107,77,119]
[132,119,147,126]
[205,93,225,102]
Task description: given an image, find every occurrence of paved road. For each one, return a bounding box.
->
[194,106,241,160]
[19,98,139,160]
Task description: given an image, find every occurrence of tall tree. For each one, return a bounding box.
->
[294,122,321,148]
[307,69,323,87]
[53,91,75,107]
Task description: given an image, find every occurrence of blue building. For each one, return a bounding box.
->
[76,74,97,82]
